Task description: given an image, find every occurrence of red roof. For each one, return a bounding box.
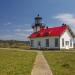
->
[29,25,68,38]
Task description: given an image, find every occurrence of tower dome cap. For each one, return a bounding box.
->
[35,14,42,19]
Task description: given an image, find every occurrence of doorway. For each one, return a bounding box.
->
[65,41,69,49]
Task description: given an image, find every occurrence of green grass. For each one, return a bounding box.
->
[0,49,36,75]
[43,52,75,75]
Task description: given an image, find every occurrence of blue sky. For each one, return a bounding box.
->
[0,0,75,41]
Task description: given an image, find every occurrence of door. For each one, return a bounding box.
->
[37,41,41,49]
[65,41,69,49]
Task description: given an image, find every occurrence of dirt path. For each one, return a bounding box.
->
[31,51,53,75]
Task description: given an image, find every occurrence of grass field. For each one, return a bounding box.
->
[44,52,75,75]
[0,49,36,75]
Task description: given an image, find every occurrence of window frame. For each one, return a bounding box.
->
[65,41,69,45]
[31,40,34,47]
[46,39,49,47]
[62,38,64,47]
[70,39,72,47]
[55,38,59,47]
[38,41,41,46]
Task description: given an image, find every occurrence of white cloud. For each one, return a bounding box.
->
[0,35,15,40]
[24,29,32,32]
[53,13,75,35]
[4,22,12,26]
[0,34,28,41]
[72,29,75,34]
[14,28,33,40]
[7,22,11,25]
[0,28,32,41]
[0,23,32,41]
[53,13,75,25]
[15,28,32,32]
[15,28,32,36]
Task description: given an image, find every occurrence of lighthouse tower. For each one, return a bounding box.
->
[32,14,45,32]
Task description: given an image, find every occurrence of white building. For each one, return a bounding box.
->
[28,15,75,49]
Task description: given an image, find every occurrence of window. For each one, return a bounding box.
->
[38,41,41,46]
[46,39,49,47]
[62,38,64,47]
[55,38,58,47]
[70,39,72,47]
[66,41,69,45]
[31,40,34,47]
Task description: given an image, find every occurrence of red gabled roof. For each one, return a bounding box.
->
[28,25,68,38]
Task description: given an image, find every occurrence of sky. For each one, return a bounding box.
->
[0,0,75,41]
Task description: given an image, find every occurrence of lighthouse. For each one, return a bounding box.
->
[32,14,45,32]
